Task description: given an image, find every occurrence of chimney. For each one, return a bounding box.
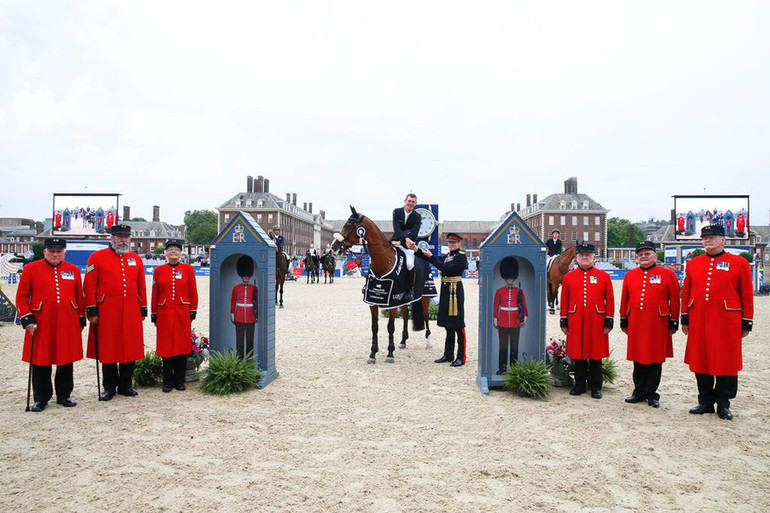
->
[292,193,297,206]
[286,193,291,203]
[123,206,131,221]
[264,179,269,192]
[526,194,531,207]
[511,203,515,212]
[564,177,578,194]
[256,175,264,193]
[516,203,521,211]
[303,202,307,211]
[309,202,313,214]
[153,205,160,222]
[247,175,253,193]
[533,194,538,204]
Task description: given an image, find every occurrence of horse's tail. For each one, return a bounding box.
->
[411,300,425,332]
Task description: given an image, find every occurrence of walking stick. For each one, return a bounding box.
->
[93,322,102,400]
[24,330,35,412]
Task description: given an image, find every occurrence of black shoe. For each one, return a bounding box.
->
[56,397,77,407]
[118,388,138,397]
[591,390,603,399]
[434,356,452,363]
[625,394,646,404]
[175,383,186,391]
[689,403,715,414]
[100,391,115,401]
[717,406,733,420]
[30,401,47,412]
[162,384,173,393]
[569,388,585,396]
[648,398,660,408]
[450,359,464,367]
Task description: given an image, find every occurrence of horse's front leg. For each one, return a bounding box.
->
[386,310,396,363]
[368,306,379,364]
[278,282,284,308]
[399,305,409,349]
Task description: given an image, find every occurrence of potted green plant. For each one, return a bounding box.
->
[503,358,551,399]
[545,338,573,387]
[200,350,263,395]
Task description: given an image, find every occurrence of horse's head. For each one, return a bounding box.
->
[331,205,366,255]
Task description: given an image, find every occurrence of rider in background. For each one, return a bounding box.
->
[546,229,562,257]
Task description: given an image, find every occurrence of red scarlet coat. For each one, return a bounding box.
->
[493,286,528,328]
[152,263,198,358]
[231,283,258,323]
[16,259,85,366]
[84,248,147,363]
[620,265,680,364]
[560,266,614,360]
[682,252,753,376]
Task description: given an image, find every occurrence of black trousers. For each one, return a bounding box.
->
[163,354,188,387]
[32,363,73,403]
[632,362,663,400]
[497,327,520,371]
[441,328,465,362]
[573,359,603,393]
[102,361,136,393]
[235,322,255,358]
[695,373,738,408]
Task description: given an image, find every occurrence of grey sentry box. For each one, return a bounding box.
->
[477,212,546,394]
[209,212,278,388]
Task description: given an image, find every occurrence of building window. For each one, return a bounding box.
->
[571,200,577,209]
[268,214,273,223]
[559,200,566,209]
[595,216,601,226]
[583,232,589,241]
[257,214,262,222]
[257,200,264,207]
[560,216,566,225]
[572,216,577,225]
[224,214,230,223]
[594,232,600,242]
[246,200,253,207]
[571,232,577,241]
[583,200,589,209]
[549,215,554,225]
[583,216,589,225]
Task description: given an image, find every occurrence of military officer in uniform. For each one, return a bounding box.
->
[620,241,680,408]
[151,239,198,392]
[546,229,563,257]
[560,243,614,398]
[410,233,468,367]
[682,225,753,420]
[85,224,147,400]
[16,238,85,411]
[230,255,258,358]
[392,193,421,301]
[493,257,528,374]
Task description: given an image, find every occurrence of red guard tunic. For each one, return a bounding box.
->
[84,248,147,363]
[620,265,680,364]
[560,266,614,360]
[682,252,753,376]
[231,283,258,323]
[493,286,528,327]
[152,263,198,358]
[16,260,85,365]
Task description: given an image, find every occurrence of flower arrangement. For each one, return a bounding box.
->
[189,329,210,370]
[546,338,573,386]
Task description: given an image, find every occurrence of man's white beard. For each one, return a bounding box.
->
[114,243,129,255]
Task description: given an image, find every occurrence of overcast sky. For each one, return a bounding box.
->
[1,1,768,227]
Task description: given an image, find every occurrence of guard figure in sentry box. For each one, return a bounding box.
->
[493,257,528,375]
[231,255,258,359]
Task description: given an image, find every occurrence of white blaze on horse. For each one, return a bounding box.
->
[332,206,435,364]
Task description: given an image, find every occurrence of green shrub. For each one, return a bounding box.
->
[503,359,551,399]
[380,302,439,320]
[134,351,163,387]
[200,350,262,395]
[602,356,618,384]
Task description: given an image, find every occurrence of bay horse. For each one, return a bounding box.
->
[321,253,336,284]
[546,244,577,314]
[275,248,288,308]
[332,206,431,364]
[304,252,320,284]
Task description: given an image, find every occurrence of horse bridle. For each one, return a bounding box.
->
[333,212,396,276]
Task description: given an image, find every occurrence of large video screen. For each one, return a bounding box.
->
[673,195,749,241]
[52,193,121,236]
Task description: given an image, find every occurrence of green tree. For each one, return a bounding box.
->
[30,240,44,261]
[607,217,645,247]
[154,245,165,255]
[184,209,218,245]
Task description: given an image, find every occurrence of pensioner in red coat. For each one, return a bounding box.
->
[560,266,615,360]
[152,263,198,358]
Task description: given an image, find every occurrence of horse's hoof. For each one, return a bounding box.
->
[385,357,395,363]
[399,343,406,349]
[367,358,376,364]
[279,304,284,309]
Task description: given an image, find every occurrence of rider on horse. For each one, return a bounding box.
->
[270,225,289,266]
[391,193,421,301]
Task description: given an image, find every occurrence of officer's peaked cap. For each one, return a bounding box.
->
[701,224,725,237]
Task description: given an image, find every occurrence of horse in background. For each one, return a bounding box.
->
[275,248,288,308]
[304,252,320,284]
[331,206,431,364]
[321,253,336,284]
[547,244,577,314]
